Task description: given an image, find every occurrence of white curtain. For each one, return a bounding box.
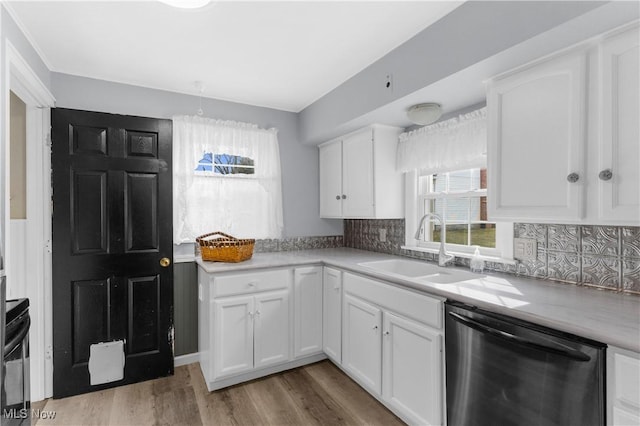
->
[173,115,284,243]
[397,107,487,174]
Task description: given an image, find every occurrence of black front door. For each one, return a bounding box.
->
[51,108,173,398]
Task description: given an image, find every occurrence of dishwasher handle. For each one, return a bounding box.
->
[448,311,591,362]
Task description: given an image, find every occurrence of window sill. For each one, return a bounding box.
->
[401,245,517,266]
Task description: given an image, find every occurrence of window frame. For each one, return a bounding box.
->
[194,152,257,178]
[404,170,514,261]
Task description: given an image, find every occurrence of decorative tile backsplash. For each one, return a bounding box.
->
[514,223,640,294]
[342,219,640,295]
[343,219,406,255]
[253,235,343,253]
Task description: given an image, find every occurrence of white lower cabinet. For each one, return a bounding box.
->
[342,272,445,426]
[322,267,342,363]
[200,267,326,391]
[343,294,382,394]
[213,289,290,379]
[199,264,446,425]
[608,346,640,426]
[212,295,255,378]
[293,266,323,358]
[383,312,442,426]
[254,290,291,368]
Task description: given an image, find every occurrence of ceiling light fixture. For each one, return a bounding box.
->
[158,0,212,9]
[407,103,442,126]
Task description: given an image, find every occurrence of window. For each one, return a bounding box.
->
[173,115,283,242]
[398,107,513,260]
[417,168,496,248]
[194,153,255,176]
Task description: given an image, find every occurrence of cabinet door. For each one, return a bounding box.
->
[254,290,290,369]
[608,348,640,426]
[323,267,342,363]
[342,130,374,218]
[213,295,254,379]
[382,312,442,426]
[598,28,640,224]
[294,266,323,358]
[342,294,382,395]
[319,141,343,218]
[487,52,586,221]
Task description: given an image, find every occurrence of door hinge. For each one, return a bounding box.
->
[45,132,52,147]
[45,240,52,253]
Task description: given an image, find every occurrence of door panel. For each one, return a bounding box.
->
[127,275,160,355]
[254,290,290,369]
[342,130,374,218]
[125,173,158,252]
[71,170,108,254]
[322,267,342,363]
[319,141,343,217]
[383,312,442,426]
[294,267,323,358]
[70,124,108,155]
[213,296,254,379]
[52,108,173,398]
[72,279,110,365]
[599,28,640,223]
[342,294,382,394]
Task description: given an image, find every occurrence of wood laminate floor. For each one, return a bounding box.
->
[32,361,404,426]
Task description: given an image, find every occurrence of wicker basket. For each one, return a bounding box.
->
[196,232,255,263]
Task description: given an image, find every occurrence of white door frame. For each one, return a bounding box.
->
[4,39,55,401]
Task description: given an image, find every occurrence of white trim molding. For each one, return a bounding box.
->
[4,37,55,402]
[174,352,200,368]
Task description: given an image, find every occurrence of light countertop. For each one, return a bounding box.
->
[196,248,640,353]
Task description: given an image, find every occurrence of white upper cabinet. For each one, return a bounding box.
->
[596,27,640,224]
[487,51,587,222]
[487,24,640,225]
[319,125,403,219]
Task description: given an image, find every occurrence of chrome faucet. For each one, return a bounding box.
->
[414,213,455,267]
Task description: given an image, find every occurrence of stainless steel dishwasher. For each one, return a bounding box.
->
[445,301,606,426]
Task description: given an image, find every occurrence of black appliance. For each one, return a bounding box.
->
[2,296,30,426]
[445,301,606,426]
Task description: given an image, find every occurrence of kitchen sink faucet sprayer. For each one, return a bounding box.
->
[415,213,455,267]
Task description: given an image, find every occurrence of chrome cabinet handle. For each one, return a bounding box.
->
[255,309,261,316]
[566,173,580,183]
[248,311,254,318]
[383,331,390,336]
[342,194,347,199]
[373,325,378,330]
[599,169,613,181]
[336,195,341,200]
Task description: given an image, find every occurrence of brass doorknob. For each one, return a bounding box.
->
[160,257,171,267]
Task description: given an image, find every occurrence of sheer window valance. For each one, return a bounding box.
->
[173,115,284,243]
[397,107,487,174]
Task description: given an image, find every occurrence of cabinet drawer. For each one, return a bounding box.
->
[343,272,443,330]
[213,269,290,298]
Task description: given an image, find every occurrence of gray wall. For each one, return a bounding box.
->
[51,73,343,238]
[174,262,198,356]
[298,1,611,145]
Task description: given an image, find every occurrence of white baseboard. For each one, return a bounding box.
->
[174,352,199,367]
